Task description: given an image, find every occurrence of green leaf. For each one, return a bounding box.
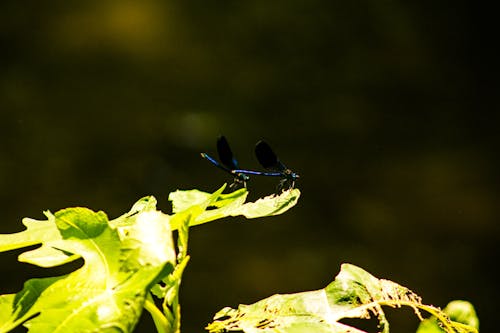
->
[0,212,60,253]
[150,206,199,333]
[416,300,479,333]
[168,185,231,213]
[0,211,83,268]
[0,276,65,332]
[1,186,302,333]
[444,301,479,330]
[0,295,17,332]
[18,245,79,267]
[206,263,478,333]
[222,188,301,218]
[1,202,176,333]
[169,187,300,229]
[110,196,159,228]
[0,197,166,270]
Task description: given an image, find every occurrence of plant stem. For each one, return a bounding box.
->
[144,296,170,333]
[375,300,478,333]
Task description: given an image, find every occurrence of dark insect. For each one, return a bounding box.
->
[233,140,299,190]
[200,136,250,188]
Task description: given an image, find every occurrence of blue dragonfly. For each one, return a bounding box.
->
[232,140,299,190]
[200,136,250,188]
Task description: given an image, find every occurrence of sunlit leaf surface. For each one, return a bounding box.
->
[206,264,479,333]
[0,186,301,332]
[0,202,175,332]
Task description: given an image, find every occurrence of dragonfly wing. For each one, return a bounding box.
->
[255,140,286,171]
[217,136,239,170]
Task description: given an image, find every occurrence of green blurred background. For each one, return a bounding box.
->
[0,1,496,332]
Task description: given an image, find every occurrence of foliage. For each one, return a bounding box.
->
[416,300,479,333]
[0,185,300,333]
[0,184,479,333]
[206,264,479,333]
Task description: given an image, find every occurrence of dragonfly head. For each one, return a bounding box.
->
[283,169,299,180]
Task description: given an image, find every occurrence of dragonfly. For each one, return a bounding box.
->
[232,140,299,190]
[200,136,250,188]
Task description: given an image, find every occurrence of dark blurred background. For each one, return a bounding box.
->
[0,1,497,332]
